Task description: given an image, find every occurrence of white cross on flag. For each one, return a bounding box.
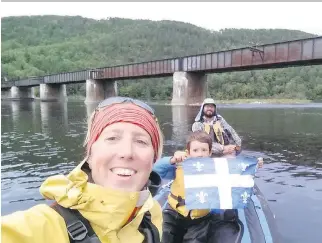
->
[182,156,258,210]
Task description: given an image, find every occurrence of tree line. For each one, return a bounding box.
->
[2,15,322,100]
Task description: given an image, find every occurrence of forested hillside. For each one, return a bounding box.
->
[2,15,322,100]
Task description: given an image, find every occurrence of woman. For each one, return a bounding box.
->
[2,97,164,243]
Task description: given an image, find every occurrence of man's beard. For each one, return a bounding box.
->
[204,111,214,118]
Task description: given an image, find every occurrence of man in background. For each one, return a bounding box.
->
[192,98,242,156]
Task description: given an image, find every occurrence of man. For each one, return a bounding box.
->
[192,98,242,156]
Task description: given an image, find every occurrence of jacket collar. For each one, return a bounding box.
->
[39,161,162,234]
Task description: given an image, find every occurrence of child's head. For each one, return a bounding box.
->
[186,131,212,158]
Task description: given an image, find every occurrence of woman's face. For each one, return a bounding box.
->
[88,122,155,192]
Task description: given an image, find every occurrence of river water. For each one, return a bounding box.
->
[1,100,322,243]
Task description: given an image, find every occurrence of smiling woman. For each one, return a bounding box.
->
[85,101,161,191]
[1,97,164,243]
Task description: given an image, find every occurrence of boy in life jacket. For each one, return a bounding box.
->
[154,131,243,243]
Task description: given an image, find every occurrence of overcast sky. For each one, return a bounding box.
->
[1,2,322,35]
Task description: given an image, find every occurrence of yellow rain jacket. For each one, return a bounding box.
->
[168,164,210,219]
[1,162,163,243]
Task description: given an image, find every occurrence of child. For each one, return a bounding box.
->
[153,131,242,243]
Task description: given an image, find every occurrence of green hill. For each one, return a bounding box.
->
[1,15,322,100]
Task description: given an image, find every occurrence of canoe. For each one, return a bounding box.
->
[154,181,282,243]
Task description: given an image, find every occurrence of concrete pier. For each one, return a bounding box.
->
[1,89,11,99]
[85,79,118,103]
[39,84,67,102]
[171,72,207,105]
[10,86,35,100]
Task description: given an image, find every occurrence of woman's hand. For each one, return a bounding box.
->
[170,151,188,164]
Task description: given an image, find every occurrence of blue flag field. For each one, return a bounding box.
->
[182,156,258,210]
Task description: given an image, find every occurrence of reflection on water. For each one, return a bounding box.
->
[1,100,322,243]
[40,101,69,134]
[11,100,38,131]
[171,105,191,146]
[86,102,99,119]
[255,162,322,243]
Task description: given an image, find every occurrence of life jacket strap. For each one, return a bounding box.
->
[67,220,88,241]
[139,211,160,243]
[51,203,159,243]
[51,203,99,243]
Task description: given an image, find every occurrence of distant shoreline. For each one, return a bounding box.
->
[146,98,315,106]
[13,96,320,106]
[64,96,320,105]
[204,98,312,105]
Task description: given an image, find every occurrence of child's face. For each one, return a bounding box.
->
[188,141,211,158]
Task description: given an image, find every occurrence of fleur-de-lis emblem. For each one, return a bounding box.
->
[196,191,208,203]
[193,162,204,172]
[241,191,250,204]
[239,163,249,172]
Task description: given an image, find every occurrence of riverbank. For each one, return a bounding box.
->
[149,98,315,106]
[65,96,314,105]
[212,98,313,104]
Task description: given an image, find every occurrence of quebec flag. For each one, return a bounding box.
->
[182,156,258,210]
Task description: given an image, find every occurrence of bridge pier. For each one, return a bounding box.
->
[39,84,67,102]
[10,86,35,100]
[85,79,118,103]
[1,89,11,99]
[171,72,207,105]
